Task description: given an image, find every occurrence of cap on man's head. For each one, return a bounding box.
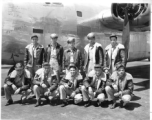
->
[67,37,75,43]
[43,62,50,67]
[115,62,125,70]
[31,35,38,39]
[15,63,24,70]
[68,63,77,70]
[50,33,58,39]
[109,33,117,39]
[87,32,95,39]
[94,64,103,69]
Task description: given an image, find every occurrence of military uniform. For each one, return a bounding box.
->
[105,64,134,108]
[82,70,106,104]
[33,67,58,106]
[84,33,104,74]
[59,65,83,105]
[104,34,126,74]
[4,63,31,105]
[24,36,45,78]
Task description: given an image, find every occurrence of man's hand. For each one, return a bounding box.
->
[41,83,47,88]
[62,70,66,73]
[14,88,21,94]
[12,84,17,91]
[105,69,109,74]
[114,92,120,97]
[44,91,51,96]
[71,92,76,98]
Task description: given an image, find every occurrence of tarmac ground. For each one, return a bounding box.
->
[1,60,150,120]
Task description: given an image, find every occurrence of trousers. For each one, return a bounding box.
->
[81,85,105,102]
[105,86,132,103]
[4,84,31,100]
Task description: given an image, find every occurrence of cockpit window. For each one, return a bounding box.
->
[77,11,82,17]
[33,28,43,34]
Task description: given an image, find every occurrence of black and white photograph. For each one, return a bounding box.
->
[1,0,151,120]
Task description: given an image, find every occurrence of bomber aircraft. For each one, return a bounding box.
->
[2,2,150,65]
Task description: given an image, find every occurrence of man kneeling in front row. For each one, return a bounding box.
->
[4,63,31,106]
[59,64,83,107]
[81,64,106,107]
[33,62,59,107]
[105,63,134,109]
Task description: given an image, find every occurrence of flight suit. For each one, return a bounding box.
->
[105,71,134,104]
[59,72,83,104]
[81,71,106,103]
[4,69,31,101]
[33,68,58,101]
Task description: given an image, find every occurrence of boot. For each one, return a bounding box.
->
[109,100,116,109]
[35,99,41,107]
[84,100,90,107]
[61,100,68,107]
[5,99,13,106]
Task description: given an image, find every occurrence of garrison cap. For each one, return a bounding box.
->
[68,63,77,70]
[31,35,38,39]
[67,37,75,43]
[109,33,117,39]
[42,62,50,67]
[94,64,103,69]
[115,62,125,70]
[87,32,95,39]
[50,33,58,39]
[15,63,24,70]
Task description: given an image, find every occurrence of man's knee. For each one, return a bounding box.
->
[105,86,113,93]
[59,85,65,91]
[122,94,131,103]
[88,87,93,93]
[33,85,39,92]
[81,85,86,91]
[4,84,9,89]
[74,94,82,104]
[97,93,105,102]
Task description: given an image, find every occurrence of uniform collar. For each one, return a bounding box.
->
[67,47,77,52]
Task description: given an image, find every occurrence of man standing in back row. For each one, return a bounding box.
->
[104,34,126,74]
[84,32,104,75]
[45,33,64,81]
[24,35,45,78]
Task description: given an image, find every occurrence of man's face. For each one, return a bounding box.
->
[68,41,75,49]
[95,68,102,77]
[70,67,76,77]
[44,66,50,74]
[88,38,95,46]
[51,38,57,45]
[16,69,24,76]
[32,37,38,45]
[117,67,125,77]
[110,37,117,47]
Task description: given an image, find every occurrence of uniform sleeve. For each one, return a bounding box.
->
[98,46,104,66]
[104,50,108,70]
[42,48,45,63]
[10,70,17,78]
[120,49,126,67]
[24,48,29,66]
[59,47,64,67]
[62,50,66,70]
[78,50,83,71]
[122,80,134,95]
[122,74,134,95]
[83,77,91,88]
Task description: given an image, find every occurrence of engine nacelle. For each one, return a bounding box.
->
[100,3,150,31]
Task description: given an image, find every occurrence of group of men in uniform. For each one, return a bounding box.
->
[3,32,134,109]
